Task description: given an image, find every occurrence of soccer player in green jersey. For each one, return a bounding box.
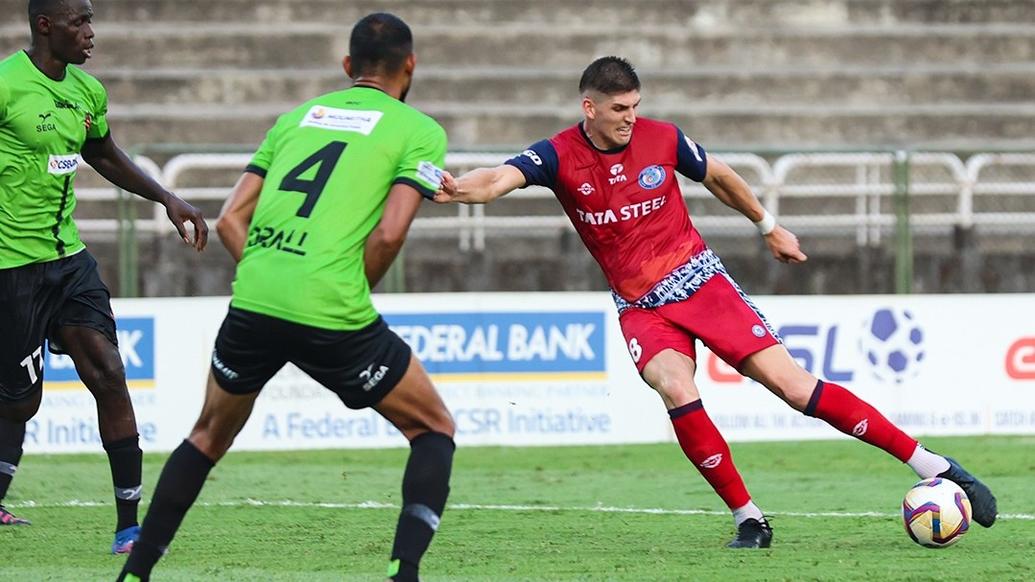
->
[0,0,207,552]
[119,13,455,582]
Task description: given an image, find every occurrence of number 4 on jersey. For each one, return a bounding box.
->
[279,141,347,217]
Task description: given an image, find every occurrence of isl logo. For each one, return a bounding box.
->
[858,308,925,384]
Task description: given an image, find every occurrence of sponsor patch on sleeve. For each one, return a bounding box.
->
[416,161,444,189]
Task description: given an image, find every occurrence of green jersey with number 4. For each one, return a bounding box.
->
[231,86,446,330]
[0,51,110,268]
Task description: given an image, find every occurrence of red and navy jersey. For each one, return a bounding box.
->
[505,117,710,302]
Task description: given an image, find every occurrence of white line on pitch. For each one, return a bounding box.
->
[9,499,1035,521]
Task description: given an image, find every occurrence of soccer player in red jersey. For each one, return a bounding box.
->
[435,56,997,548]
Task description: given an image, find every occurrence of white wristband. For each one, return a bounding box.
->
[754,210,776,236]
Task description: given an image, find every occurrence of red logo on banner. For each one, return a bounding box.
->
[707,352,743,383]
[1006,338,1035,380]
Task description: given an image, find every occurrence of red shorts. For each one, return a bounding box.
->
[618,274,780,373]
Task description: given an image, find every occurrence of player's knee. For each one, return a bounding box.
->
[649,371,698,405]
[80,356,128,398]
[771,375,815,411]
[189,415,238,461]
[399,406,455,442]
[0,395,39,423]
[188,425,232,462]
[434,411,456,439]
[422,408,456,440]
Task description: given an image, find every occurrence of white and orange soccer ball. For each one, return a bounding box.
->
[902,478,972,548]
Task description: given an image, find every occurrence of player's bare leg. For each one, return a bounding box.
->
[374,354,456,582]
[58,326,145,551]
[119,373,260,582]
[740,344,997,526]
[641,349,771,548]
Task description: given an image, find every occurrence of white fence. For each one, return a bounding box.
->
[75,151,1035,251]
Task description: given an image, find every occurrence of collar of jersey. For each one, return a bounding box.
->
[350,83,390,96]
[19,50,69,84]
[578,121,629,155]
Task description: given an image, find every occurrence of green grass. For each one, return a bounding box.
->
[2,436,1034,581]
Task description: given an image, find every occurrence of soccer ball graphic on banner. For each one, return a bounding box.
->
[858,307,925,383]
[902,478,972,548]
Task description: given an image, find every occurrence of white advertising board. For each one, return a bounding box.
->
[23,293,1035,454]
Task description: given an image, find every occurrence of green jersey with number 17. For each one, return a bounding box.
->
[231,86,446,330]
[0,51,110,268]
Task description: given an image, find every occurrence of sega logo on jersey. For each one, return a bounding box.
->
[47,154,79,175]
[44,318,155,389]
[386,312,606,379]
[638,165,666,190]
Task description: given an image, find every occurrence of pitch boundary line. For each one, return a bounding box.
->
[9,499,1034,521]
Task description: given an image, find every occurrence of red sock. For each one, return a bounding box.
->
[669,401,751,510]
[805,381,917,462]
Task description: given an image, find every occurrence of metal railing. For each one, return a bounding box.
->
[73,149,1035,295]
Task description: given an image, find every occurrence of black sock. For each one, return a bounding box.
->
[0,418,26,503]
[104,434,143,532]
[389,431,455,582]
[123,440,214,578]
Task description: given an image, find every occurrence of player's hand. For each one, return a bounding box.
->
[164,194,209,251]
[764,225,807,263]
[433,171,458,204]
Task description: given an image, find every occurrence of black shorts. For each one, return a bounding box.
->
[0,251,117,403]
[211,307,412,409]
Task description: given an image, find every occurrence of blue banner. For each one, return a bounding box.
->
[385,312,606,376]
[45,317,156,387]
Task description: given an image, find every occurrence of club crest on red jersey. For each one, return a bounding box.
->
[638,165,666,190]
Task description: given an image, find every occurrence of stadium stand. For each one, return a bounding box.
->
[2,0,1034,295]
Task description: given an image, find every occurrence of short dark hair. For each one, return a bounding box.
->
[349,13,413,77]
[28,0,65,20]
[579,56,640,95]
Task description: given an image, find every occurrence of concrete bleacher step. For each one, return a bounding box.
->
[89,64,1035,108]
[100,102,1035,150]
[3,0,1034,26]
[6,23,1035,69]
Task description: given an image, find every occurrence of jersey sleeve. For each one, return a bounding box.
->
[393,120,447,200]
[675,128,708,182]
[245,116,285,177]
[504,140,558,188]
[85,80,110,140]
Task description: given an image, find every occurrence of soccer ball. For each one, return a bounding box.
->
[902,478,972,548]
[858,307,925,384]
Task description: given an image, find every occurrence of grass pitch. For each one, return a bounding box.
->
[2,436,1033,581]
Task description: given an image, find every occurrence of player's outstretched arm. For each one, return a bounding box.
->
[434,165,526,205]
[701,156,807,264]
[215,172,264,262]
[365,183,424,288]
[81,134,208,251]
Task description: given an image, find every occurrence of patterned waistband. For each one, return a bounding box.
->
[612,249,726,313]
